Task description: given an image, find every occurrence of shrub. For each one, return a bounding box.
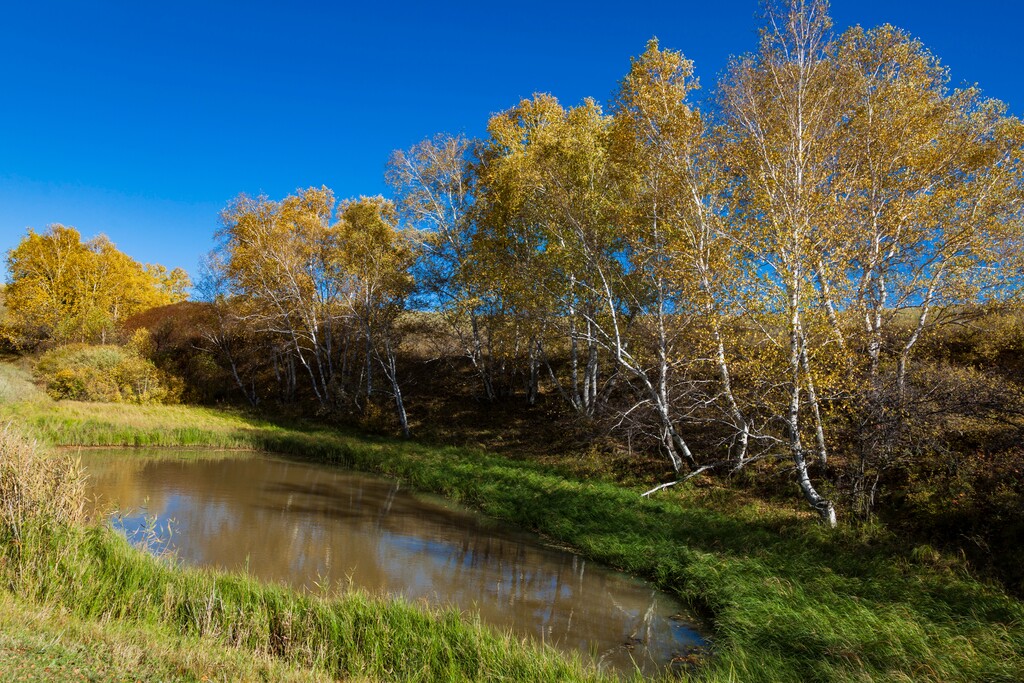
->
[35,344,182,404]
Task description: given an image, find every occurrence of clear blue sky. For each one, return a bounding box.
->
[2,1,1021,282]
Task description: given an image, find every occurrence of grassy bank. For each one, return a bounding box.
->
[8,525,600,682]
[0,414,608,683]
[2,367,1024,681]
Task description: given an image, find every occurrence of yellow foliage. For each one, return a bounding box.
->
[3,225,191,346]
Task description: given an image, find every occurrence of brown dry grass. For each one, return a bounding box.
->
[0,423,86,544]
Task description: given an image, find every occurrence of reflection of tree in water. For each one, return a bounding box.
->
[82,452,704,676]
[85,455,172,518]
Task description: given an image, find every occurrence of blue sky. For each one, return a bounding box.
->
[2,1,1022,281]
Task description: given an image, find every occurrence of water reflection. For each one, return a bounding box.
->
[82,450,705,676]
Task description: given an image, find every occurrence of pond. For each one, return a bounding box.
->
[80,449,706,677]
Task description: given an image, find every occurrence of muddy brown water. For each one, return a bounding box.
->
[80,449,706,677]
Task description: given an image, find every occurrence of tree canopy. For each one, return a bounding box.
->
[4,224,190,346]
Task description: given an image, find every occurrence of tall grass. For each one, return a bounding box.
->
[0,422,87,590]
[10,526,607,682]
[0,591,341,682]
[0,424,85,536]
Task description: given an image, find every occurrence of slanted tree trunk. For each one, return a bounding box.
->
[364,324,374,399]
[788,295,836,527]
[379,340,410,438]
[527,336,540,406]
[468,312,496,401]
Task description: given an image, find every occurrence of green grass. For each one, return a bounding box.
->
[0,590,338,682]
[0,360,281,448]
[5,524,604,683]
[0,397,281,449]
[2,362,1024,681]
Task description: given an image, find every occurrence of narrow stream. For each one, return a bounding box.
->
[80,449,706,677]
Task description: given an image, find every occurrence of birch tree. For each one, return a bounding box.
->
[836,24,1024,389]
[386,135,504,399]
[611,39,752,476]
[336,197,416,437]
[719,0,842,525]
[478,95,619,418]
[831,24,1024,512]
[217,187,346,408]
